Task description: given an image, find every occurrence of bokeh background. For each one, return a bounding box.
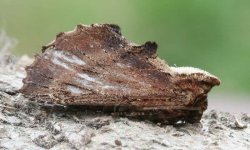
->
[0,0,249,110]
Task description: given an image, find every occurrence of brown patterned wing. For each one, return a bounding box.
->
[20,24,220,123]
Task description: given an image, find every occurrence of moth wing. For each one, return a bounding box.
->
[21,46,173,107]
[21,24,219,110]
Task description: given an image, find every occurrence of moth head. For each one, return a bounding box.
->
[171,66,220,85]
[170,67,220,109]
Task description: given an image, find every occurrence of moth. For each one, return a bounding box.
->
[20,24,220,124]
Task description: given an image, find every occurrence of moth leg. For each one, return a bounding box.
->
[111,112,124,119]
[185,110,203,123]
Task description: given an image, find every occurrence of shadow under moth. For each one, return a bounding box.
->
[20,24,220,124]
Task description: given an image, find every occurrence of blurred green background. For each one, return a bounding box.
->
[0,0,249,94]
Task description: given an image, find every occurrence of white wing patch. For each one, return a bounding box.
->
[52,57,73,70]
[53,50,86,66]
[77,73,103,85]
[66,85,82,94]
[102,85,115,89]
